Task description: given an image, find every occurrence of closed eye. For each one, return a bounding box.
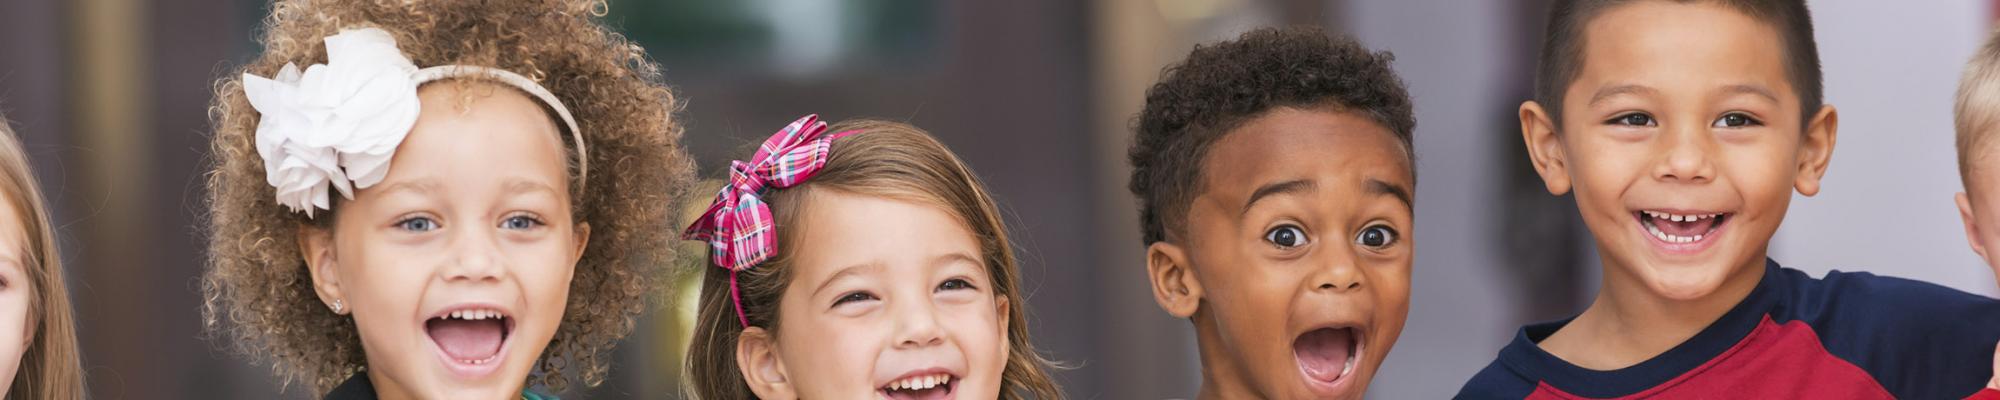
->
[833,291,878,308]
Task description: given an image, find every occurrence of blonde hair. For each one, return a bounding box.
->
[0,118,84,399]
[683,120,1063,399]
[1957,27,2000,190]
[199,0,693,393]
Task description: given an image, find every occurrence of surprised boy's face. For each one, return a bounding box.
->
[1523,1,1836,301]
[1150,107,1413,399]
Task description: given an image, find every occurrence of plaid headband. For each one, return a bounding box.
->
[683,114,857,327]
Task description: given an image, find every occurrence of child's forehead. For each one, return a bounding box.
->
[1570,2,1796,100]
[1191,108,1414,209]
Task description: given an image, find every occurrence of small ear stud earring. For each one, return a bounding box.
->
[330,299,345,314]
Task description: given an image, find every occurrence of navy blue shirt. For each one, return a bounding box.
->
[1458,259,2000,399]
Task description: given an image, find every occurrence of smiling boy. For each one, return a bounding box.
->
[1458,1,2000,398]
[1128,27,1416,399]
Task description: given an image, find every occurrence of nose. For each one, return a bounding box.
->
[1313,246,1365,293]
[1653,122,1716,184]
[442,224,503,282]
[892,298,946,350]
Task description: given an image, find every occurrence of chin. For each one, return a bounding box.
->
[1633,255,1755,301]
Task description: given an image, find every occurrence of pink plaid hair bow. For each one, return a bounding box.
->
[683,114,855,327]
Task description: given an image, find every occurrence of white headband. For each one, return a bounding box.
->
[241,27,587,218]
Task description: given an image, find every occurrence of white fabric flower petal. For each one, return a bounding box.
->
[241,27,421,216]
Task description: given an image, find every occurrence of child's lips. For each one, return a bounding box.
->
[1634,209,1731,254]
[876,368,958,400]
[1294,326,1363,396]
[421,303,517,379]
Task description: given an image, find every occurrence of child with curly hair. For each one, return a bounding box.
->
[198,0,692,398]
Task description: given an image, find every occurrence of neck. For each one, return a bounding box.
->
[366,368,413,400]
[1549,254,1766,369]
[1191,309,1254,400]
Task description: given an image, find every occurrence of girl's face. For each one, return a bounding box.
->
[304,81,588,399]
[0,195,31,395]
[739,190,1010,400]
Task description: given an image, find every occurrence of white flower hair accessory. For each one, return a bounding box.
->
[241,27,587,218]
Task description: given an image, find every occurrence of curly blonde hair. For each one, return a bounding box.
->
[199,0,692,394]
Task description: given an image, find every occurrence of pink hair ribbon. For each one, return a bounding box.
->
[682,114,855,327]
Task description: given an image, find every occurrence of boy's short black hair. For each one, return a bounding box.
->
[1536,0,1822,125]
[1128,26,1415,246]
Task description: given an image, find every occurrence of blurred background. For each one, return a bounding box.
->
[0,0,1995,398]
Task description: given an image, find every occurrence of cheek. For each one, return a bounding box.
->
[779,320,883,390]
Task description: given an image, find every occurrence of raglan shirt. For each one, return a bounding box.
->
[1457,259,2000,399]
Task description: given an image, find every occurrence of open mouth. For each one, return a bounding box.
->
[424,307,514,369]
[878,371,956,400]
[1294,327,1361,391]
[1636,210,1729,246]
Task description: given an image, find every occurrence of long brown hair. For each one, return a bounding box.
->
[684,120,1063,399]
[0,118,84,399]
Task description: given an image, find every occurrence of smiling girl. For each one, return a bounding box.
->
[199,0,692,398]
[683,116,1061,399]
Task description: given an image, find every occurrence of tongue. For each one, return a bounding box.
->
[1294,328,1353,382]
[1654,215,1718,237]
[426,318,504,361]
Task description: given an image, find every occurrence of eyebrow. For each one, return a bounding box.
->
[1369,178,1414,210]
[811,262,883,300]
[502,178,562,197]
[373,179,443,197]
[1587,84,1660,106]
[1718,84,1780,103]
[1241,179,1316,216]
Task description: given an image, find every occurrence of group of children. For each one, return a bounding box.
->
[0,0,1994,398]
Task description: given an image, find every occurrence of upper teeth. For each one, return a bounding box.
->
[887,373,951,391]
[449,308,504,320]
[1644,210,1718,222]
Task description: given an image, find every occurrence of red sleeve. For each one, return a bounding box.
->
[1968,388,2000,400]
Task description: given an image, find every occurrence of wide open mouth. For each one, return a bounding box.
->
[424,307,514,366]
[1636,210,1730,245]
[878,371,957,400]
[1294,327,1361,385]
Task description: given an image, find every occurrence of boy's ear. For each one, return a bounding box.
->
[298,223,346,315]
[1519,101,1572,195]
[1795,105,1839,196]
[737,327,797,400]
[1959,192,1990,260]
[1146,241,1203,318]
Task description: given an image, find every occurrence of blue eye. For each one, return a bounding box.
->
[1264,225,1308,248]
[1711,113,1762,128]
[1607,113,1656,127]
[937,278,977,292]
[1355,225,1398,248]
[500,215,543,230]
[396,217,440,232]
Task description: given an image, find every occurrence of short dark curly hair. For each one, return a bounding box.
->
[1128,26,1416,245]
[199,0,693,394]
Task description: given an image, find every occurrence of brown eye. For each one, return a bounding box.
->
[1264,225,1309,249]
[937,278,976,292]
[1711,113,1762,128]
[1354,225,1398,248]
[1607,113,1656,127]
